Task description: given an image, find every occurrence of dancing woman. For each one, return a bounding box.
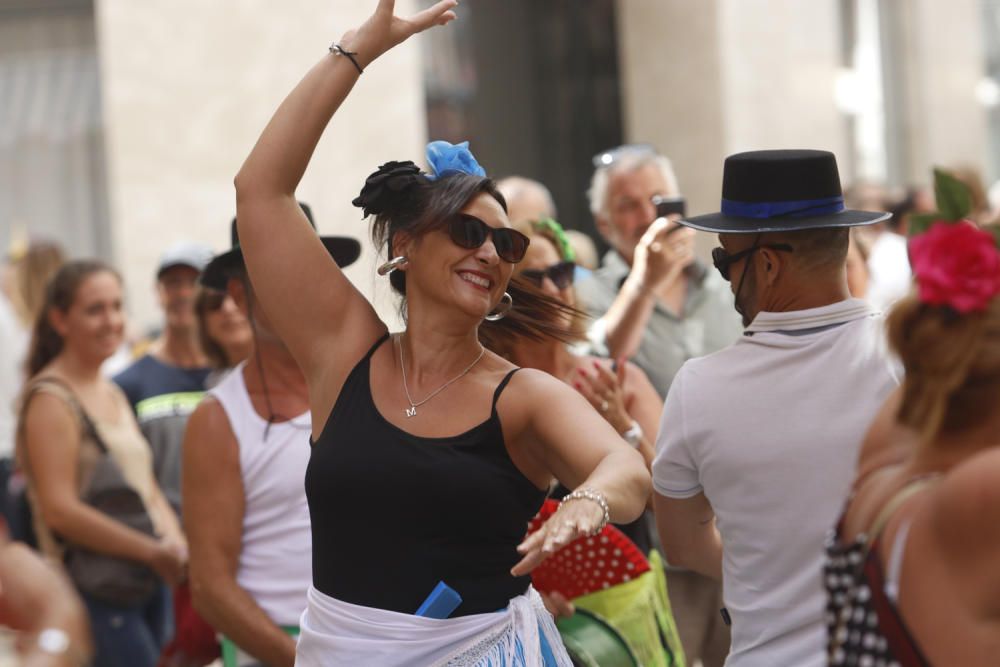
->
[232,1,650,664]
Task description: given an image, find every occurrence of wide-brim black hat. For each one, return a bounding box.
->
[679,149,890,234]
[200,202,361,290]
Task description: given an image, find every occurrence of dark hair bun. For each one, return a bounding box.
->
[352,161,425,217]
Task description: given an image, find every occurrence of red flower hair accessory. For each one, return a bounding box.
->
[909,221,1000,313]
[907,168,1000,313]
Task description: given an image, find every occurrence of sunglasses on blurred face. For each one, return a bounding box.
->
[520,261,576,290]
[447,213,530,264]
[202,291,228,312]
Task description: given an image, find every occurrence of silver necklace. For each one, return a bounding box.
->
[397,334,485,417]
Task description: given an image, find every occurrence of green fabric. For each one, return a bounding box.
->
[134,391,205,420]
[570,550,687,667]
[532,218,576,262]
[220,627,299,667]
[557,608,640,667]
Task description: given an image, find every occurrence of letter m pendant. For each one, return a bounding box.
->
[405,406,417,418]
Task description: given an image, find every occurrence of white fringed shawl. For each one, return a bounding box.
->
[294,585,571,667]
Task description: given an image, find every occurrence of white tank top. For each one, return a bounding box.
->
[209,363,313,625]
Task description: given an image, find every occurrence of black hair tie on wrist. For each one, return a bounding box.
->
[329,43,364,75]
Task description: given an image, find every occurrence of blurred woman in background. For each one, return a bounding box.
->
[17,260,187,667]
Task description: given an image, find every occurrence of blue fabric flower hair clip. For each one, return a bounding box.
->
[425,140,487,180]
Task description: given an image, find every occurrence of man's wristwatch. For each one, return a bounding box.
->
[621,420,644,448]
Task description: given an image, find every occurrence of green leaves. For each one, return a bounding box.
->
[907,167,974,238]
[908,213,939,237]
[933,167,972,221]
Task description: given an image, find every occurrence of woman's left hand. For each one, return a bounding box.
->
[511,496,605,576]
[573,359,631,434]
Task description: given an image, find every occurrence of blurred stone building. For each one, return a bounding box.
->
[0,0,995,329]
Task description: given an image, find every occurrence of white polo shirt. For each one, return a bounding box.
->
[653,299,899,667]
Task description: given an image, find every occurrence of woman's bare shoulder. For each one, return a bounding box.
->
[928,448,1000,546]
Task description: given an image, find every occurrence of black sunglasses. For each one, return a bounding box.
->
[711,243,794,281]
[200,290,228,312]
[447,213,530,263]
[520,261,576,290]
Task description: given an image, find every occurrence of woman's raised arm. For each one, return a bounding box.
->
[233,0,458,381]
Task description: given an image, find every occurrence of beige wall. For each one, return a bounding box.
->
[617,0,849,256]
[96,0,425,332]
[891,0,987,186]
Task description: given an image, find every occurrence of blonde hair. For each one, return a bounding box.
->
[888,294,1000,445]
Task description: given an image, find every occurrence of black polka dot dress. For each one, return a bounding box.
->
[824,528,932,666]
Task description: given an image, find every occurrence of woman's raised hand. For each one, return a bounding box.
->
[340,0,458,69]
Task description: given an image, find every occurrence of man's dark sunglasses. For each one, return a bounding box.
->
[448,214,530,263]
[711,243,794,281]
[520,261,576,290]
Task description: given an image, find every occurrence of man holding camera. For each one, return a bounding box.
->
[578,145,742,399]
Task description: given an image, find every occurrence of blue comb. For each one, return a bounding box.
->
[415,581,462,619]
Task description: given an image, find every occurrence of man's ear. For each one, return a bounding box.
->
[758,246,787,287]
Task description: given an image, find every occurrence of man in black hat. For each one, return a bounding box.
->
[183,205,358,667]
[651,150,900,666]
[581,145,739,667]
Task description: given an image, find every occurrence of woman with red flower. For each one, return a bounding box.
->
[825,217,1000,666]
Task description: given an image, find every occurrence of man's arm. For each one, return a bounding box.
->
[182,398,297,667]
[601,218,695,360]
[653,491,722,580]
[650,366,721,578]
[599,280,658,361]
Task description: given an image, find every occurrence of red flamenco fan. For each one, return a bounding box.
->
[528,499,650,600]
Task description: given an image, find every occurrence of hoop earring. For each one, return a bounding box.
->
[484,292,513,321]
[377,256,408,276]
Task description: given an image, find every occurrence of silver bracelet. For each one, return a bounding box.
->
[561,487,610,535]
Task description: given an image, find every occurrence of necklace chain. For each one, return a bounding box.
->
[398,334,485,417]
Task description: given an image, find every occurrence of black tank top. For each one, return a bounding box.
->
[305,334,547,616]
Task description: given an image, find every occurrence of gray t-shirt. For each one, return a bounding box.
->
[576,251,743,397]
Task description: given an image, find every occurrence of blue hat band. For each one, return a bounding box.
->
[721,195,844,219]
